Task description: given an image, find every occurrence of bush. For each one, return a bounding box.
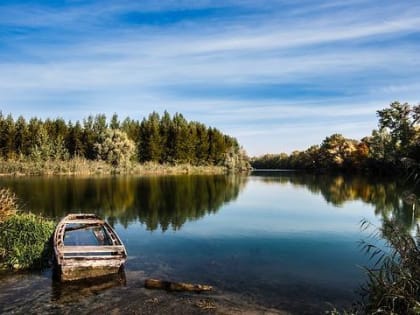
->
[94,129,135,168]
[0,213,55,270]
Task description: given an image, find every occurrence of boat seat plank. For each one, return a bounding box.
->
[63,255,125,259]
[60,245,125,253]
[64,219,105,224]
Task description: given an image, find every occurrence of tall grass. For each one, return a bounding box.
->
[359,219,420,314]
[0,158,227,176]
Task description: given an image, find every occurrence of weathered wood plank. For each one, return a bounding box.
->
[62,258,123,267]
[61,245,125,253]
[64,219,105,224]
[61,264,122,281]
[63,255,124,259]
[64,224,100,232]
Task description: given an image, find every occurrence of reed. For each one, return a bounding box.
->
[0,158,228,176]
[0,188,18,223]
[327,218,419,315]
[359,219,420,314]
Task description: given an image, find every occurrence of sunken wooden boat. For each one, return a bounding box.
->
[54,213,127,281]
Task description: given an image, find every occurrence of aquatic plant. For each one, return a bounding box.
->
[359,218,420,314]
[0,213,55,270]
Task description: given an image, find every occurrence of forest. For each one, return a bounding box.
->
[0,111,249,172]
[251,102,420,173]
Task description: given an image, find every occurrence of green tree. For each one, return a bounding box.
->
[159,111,173,163]
[302,145,321,169]
[320,134,358,168]
[14,116,28,157]
[110,113,120,130]
[94,129,135,168]
[138,112,162,162]
[377,102,419,158]
[66,121,84,157]
[363,130,393,163]
[82,115,96,159]
[52,135,70,161]
[29,124,53,161]
[0,114,16,159]
[172,113,191,163]
[121,117,140,143]
[208,128,226,164]
[195,123,209,164]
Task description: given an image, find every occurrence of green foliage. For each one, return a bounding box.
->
[377,101,419,156]
[0,111,245,170]
[320,134,358,167]
[136,111,244,166]
[110,113,120,130]
[0,213,55,270]
[139,112,162,162]
[251,101,420,173]
[95,129,135,168]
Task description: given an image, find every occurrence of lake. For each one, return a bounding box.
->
[0,172,417,314]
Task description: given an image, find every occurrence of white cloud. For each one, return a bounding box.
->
[0,0,419,155]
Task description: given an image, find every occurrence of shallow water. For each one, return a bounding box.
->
[0,172,417,314]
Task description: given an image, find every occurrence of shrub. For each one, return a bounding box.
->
[0,188,18,223]
[0,213,55,270]
[94,129,135,168]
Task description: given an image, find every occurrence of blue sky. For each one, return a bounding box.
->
[0,0,419,155]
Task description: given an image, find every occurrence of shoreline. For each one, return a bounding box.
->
[0,159,232,177]
[0,269,290,315]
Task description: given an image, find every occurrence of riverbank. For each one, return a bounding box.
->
[0,158,230,176]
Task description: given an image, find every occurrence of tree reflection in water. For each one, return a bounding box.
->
[254,171,419,231]
[0,175,247,231]
[0,172,417,231]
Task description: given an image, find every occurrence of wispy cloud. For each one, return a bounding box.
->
[0,0,419,155]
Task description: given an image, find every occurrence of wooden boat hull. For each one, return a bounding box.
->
[54,214,127,281]
[59,257,124,281]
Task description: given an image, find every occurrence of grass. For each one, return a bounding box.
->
[0,187,55,270]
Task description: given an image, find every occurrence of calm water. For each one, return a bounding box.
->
[0,172,417,314]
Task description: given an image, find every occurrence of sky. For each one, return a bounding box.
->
[0,0,419,156]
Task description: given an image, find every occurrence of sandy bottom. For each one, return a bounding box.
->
[0,270,289,315]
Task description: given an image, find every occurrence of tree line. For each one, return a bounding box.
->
[251,102,420,173]
[0,111,247,168]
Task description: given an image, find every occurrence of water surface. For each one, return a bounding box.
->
[0,172,416,314]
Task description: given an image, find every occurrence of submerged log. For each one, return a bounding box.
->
[144,278,213,293]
